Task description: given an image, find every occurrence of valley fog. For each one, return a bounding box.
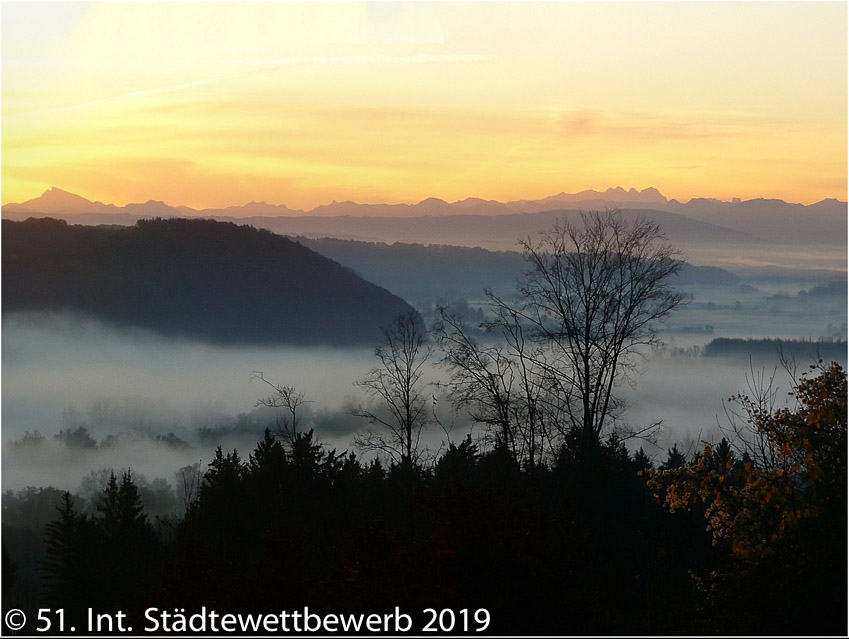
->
[5,311,841,493]
[3,313,373,491]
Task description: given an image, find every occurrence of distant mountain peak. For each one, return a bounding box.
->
[37,187,91,203]
[418,196,448,205]
[525,186,669,209]
[640,186,665,199]
[688,197,724,204]
[44,186,74,196]
[13,187,100,214]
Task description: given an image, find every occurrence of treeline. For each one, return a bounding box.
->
[4,363,846,635]
[703,337,847,360]
[9,427,191,451]
[4,430,705,635]
[799,279,846,298]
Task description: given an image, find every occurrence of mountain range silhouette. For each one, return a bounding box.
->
[3,186,845,246]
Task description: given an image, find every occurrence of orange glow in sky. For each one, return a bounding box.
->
[2,2,846,209]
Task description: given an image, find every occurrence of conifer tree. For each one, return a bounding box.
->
[41,492,95,619]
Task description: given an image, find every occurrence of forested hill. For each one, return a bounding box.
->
[2,218,417,346]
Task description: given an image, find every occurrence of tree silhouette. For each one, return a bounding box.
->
[435,304,546,468]
[248,428,287,479]
[40,492,96,627]
[175,462,202,513]
[353,310,433,483]
[54,425,98,449]
[435,211,682,468]
[252,373,310,441]
[660,444,687,470]
[92,471,159,613]
[498,210,684,461]
[97,471,148,536]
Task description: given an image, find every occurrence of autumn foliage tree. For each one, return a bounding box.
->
[650,361,847,634]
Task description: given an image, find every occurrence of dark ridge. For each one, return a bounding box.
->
[2,217,417,346]
[299,237,528,299]
[299,237,740,301]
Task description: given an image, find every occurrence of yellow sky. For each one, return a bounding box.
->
[2,1,846,209]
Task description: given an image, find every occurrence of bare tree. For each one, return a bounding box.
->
[175,462,202,513]
[252,372,310,441]
[499,209,685,459]
[435,302,548,468]
[435,308,515,453]
[352,310,433,479]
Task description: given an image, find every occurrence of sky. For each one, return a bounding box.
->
[2,1,847,210]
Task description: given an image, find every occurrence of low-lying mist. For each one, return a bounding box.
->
[3,311,843,494]
[3,312,375,490]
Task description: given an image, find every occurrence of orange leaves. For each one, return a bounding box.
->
[650,363,846,572]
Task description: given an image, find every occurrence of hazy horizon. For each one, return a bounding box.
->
[3,184,847,213]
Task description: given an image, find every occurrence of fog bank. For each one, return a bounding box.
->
[4,312,844,490]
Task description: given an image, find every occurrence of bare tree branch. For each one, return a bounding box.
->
[251,372,311,441]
